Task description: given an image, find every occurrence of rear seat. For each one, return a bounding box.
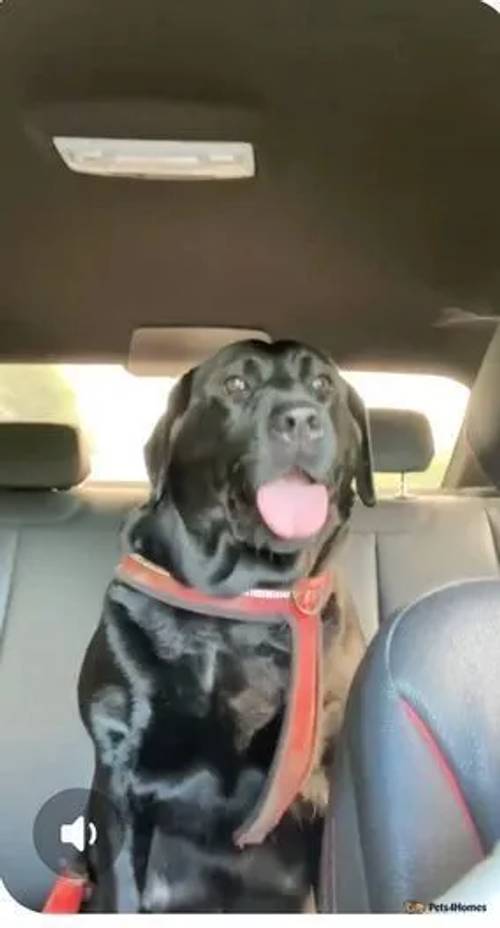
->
[342,494,500,641]
[340,407,500,640]
[1,416,500,910]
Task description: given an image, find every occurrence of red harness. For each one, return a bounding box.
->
[43,552,331,913]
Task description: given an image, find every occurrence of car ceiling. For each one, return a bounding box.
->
[0,0,499,380]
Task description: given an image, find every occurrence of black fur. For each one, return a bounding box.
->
[78,339,374,912]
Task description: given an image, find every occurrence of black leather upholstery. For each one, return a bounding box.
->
[322,579,500,913]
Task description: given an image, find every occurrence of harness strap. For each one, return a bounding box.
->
[233,584,323,845]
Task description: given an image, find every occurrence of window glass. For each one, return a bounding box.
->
[0,365,469,489]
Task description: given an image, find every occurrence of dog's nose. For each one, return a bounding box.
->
[269,403,325,444]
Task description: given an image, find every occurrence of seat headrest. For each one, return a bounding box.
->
[369,409,434,473]
[0,423,90,489]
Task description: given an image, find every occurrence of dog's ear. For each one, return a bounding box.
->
[144,369,194,500]
[346,383,376,507]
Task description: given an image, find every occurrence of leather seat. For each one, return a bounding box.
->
[321,579,500,913]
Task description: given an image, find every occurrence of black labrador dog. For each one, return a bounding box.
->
[78,339,375,913]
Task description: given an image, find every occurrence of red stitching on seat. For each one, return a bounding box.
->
[400,698,485,858]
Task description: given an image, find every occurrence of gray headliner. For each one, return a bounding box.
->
[1,1,500,380]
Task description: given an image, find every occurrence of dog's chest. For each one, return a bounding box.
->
[129,598,292,761]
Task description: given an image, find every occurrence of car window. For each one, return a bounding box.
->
[344,371,469,494]
[0,364,469,490]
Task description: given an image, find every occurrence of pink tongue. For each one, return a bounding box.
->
[256,473,329,540]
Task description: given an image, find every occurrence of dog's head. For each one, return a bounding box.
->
[133,339,375,593]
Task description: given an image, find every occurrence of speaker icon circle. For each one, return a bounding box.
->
[33,788,123,875]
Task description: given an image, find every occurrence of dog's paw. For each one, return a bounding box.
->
[299,768,329,812]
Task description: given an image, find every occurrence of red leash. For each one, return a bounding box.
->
[44,553,331,911]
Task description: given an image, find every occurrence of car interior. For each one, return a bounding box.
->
[1,0,500,916]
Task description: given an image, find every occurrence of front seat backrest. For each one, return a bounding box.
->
[322,579,500,913]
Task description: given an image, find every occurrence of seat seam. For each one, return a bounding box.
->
[399,697,485,859]
[483,505,500,573]
[373,530,382,627]
[0,527,19,651]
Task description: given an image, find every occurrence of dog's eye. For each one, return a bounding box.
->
[224,375,249,396]
[312,374,333,397]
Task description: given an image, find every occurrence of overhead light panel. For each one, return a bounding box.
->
[52,137,255,180]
